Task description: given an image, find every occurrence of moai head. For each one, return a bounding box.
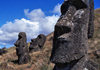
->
[14,32,27,47]
[37,34,46,48]
[29,39,38,52]
[50,0,89,63]
[30,39,38,47]
[14,32,27,56]
[29,34,46,52]
[14,32,30,64]
[18,32,27,42]
[0,48,7,55]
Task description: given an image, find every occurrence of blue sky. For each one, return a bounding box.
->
[0,0,100,48]
[0,0,63,26]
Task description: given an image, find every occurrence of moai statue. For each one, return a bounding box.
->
[0,47,7,55]
[29,38,39,52]
[29,34,46,52]
[14,32,30,64]
[37,34,46,48]
[50,0,98,70]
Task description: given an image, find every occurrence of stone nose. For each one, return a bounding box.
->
[58,33,72,42]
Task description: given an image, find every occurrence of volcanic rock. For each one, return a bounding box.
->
[0,47,7,55]
[14,32,30,64]
[29,34,46,52]
[50,0,98,70]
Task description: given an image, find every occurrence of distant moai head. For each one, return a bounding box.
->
[14,32,27,47]
[14,32,30,64]
[29,34,46,52]
[29,38,39,52]
[37,34,46,48]
[0,48,7,55]
[18,32,27,42]
[31,39,38,46]
[14,32,27,56]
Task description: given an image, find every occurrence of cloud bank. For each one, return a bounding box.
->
[0,4,61,48]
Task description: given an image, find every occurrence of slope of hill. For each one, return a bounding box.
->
[0,32,54,70]
[88,8,100,68]
[0,9,100,70]
[88,9,100,56]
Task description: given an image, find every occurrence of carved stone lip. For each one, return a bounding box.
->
[55,56,84,67]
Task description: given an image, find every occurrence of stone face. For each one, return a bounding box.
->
[50,0,89,64]
[29,34,46,52]
[14,32,30,64]
[37,34,46,48]
[50,0,98,70]
[0,48,7,55]
[29,38,39,52]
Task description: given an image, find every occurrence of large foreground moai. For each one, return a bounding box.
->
[14,32,30,64]
[50,0,98,70]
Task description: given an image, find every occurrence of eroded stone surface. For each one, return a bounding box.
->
[50,0,89,64]
[29,34,46,52]
[50,0,98,70]
[14,32,30,64]
[0,47,7,55]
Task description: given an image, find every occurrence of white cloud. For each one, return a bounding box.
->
[0,18,39,46]
[24,9,45,21]
[0,4,61,47]
[52,4,61,15]
[40,15,59,34]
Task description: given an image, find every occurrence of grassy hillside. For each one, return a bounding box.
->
[0,9,100,70]
[0,32,54,70]
[88,8,100,68]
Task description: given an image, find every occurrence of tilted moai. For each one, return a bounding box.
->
[29,34,46,52]
[50,0,98,70]
[29,38,39,52]
[14,32,30,64]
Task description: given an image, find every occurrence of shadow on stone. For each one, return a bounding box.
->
[11,60,18,64]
